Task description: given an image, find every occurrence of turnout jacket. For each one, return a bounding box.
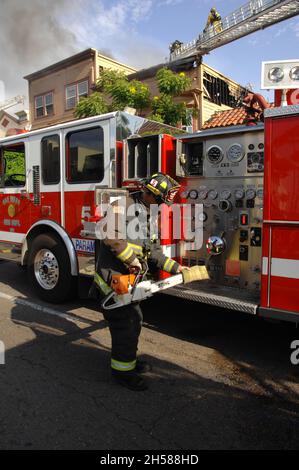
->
[93,191,180,296]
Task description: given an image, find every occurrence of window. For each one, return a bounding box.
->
[182,109,194,133]
[66,127,104,183]
[66,80,88,110]
[1,118,9,128]
[42,135,60,185]
[35,92,54,118]
[0,143,26,187]
[203,72,243,107]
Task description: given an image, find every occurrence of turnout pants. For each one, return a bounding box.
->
[103,303,143,373]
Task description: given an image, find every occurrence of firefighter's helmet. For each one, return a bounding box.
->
[142,173,181,205]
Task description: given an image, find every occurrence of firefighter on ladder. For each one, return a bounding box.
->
[91,173,185,391]
[204,7,222,34]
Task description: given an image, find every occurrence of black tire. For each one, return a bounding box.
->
[27,233,77,303]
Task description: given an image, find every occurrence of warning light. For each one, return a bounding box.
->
[240,213,249,226]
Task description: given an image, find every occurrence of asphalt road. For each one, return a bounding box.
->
[0,261,298,450]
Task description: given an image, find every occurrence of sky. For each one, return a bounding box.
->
[0,0,298,106]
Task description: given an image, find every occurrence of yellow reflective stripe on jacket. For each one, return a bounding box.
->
[163,258,176,273]
[117,245,134,263]
[94,273,112,295]
[128,243,143,256]
[111,358,137,372]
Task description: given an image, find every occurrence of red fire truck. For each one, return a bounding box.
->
[0,111,178,303]
[1,61,299,324]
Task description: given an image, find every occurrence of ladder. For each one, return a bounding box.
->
[170,0,299,61]
[0,95,25,112]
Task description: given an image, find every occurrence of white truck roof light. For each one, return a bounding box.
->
[261,59,299,89]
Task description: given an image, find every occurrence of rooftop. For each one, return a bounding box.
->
[202,107,248,129]
[24,48,137,81]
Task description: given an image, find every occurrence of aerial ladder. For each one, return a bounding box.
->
[0,95,25,112]
[170,0,299,61]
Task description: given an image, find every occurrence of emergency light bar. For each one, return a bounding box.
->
[261,59,299,89]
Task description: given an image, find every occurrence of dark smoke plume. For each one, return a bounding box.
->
[0,0,80,99]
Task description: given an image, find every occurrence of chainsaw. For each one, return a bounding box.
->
[101,261,209,310]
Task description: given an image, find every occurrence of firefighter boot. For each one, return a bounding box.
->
[112,370,148,391]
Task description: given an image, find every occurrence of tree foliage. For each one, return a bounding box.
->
[156,68,190,96]
[150,94,187,127]
[75,92,109,119]
[75,66,193,127]
[95,69,150,112]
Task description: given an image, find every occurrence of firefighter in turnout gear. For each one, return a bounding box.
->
[204,7,222,34]
[92,173,183,391]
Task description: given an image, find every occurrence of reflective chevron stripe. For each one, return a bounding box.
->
[163,258,176,273]
[117,245,134,263]
[128,243,143,256]
[111,358,137,372]
[93,273,112,295]
[262,257,299,279]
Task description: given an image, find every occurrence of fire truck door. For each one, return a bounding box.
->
[0,139,31,260]
[29,133,62,228]
[62,121,110,254]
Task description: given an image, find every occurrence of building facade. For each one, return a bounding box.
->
[0,110,29,138]
[128,57,246,131]
[24,49,137,130]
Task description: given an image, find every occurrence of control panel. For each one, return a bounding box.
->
[177,126,264,291]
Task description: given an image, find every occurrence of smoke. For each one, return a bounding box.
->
[0,0,81,100]
[0,0,162,104]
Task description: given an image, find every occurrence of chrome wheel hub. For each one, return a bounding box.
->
[34,249,59,290]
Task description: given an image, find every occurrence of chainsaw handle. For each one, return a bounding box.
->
[130,260,148,296]
[101,291,124,311]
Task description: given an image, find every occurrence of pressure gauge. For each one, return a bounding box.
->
[246,188,256,200]
[206,145,224,164]
[227,143,245,163]
[220,189,231,200]
[235,189,245,200]
[257,188,264,199]
[197,189,208,200]
[208,189,218,200]
[188,189,198,200]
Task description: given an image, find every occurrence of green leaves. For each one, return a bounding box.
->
[95,70,150,112]
[75,93,109,119]
[156,68,191,96]
[75,66,192,128]
[150,94,187,127]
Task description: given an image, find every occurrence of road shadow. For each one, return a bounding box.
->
[142,295,299,404]
[0,302,297,450]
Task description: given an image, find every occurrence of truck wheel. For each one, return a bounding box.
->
[27,233,77,303]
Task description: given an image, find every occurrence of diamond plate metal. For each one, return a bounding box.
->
[162,285,259,315]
